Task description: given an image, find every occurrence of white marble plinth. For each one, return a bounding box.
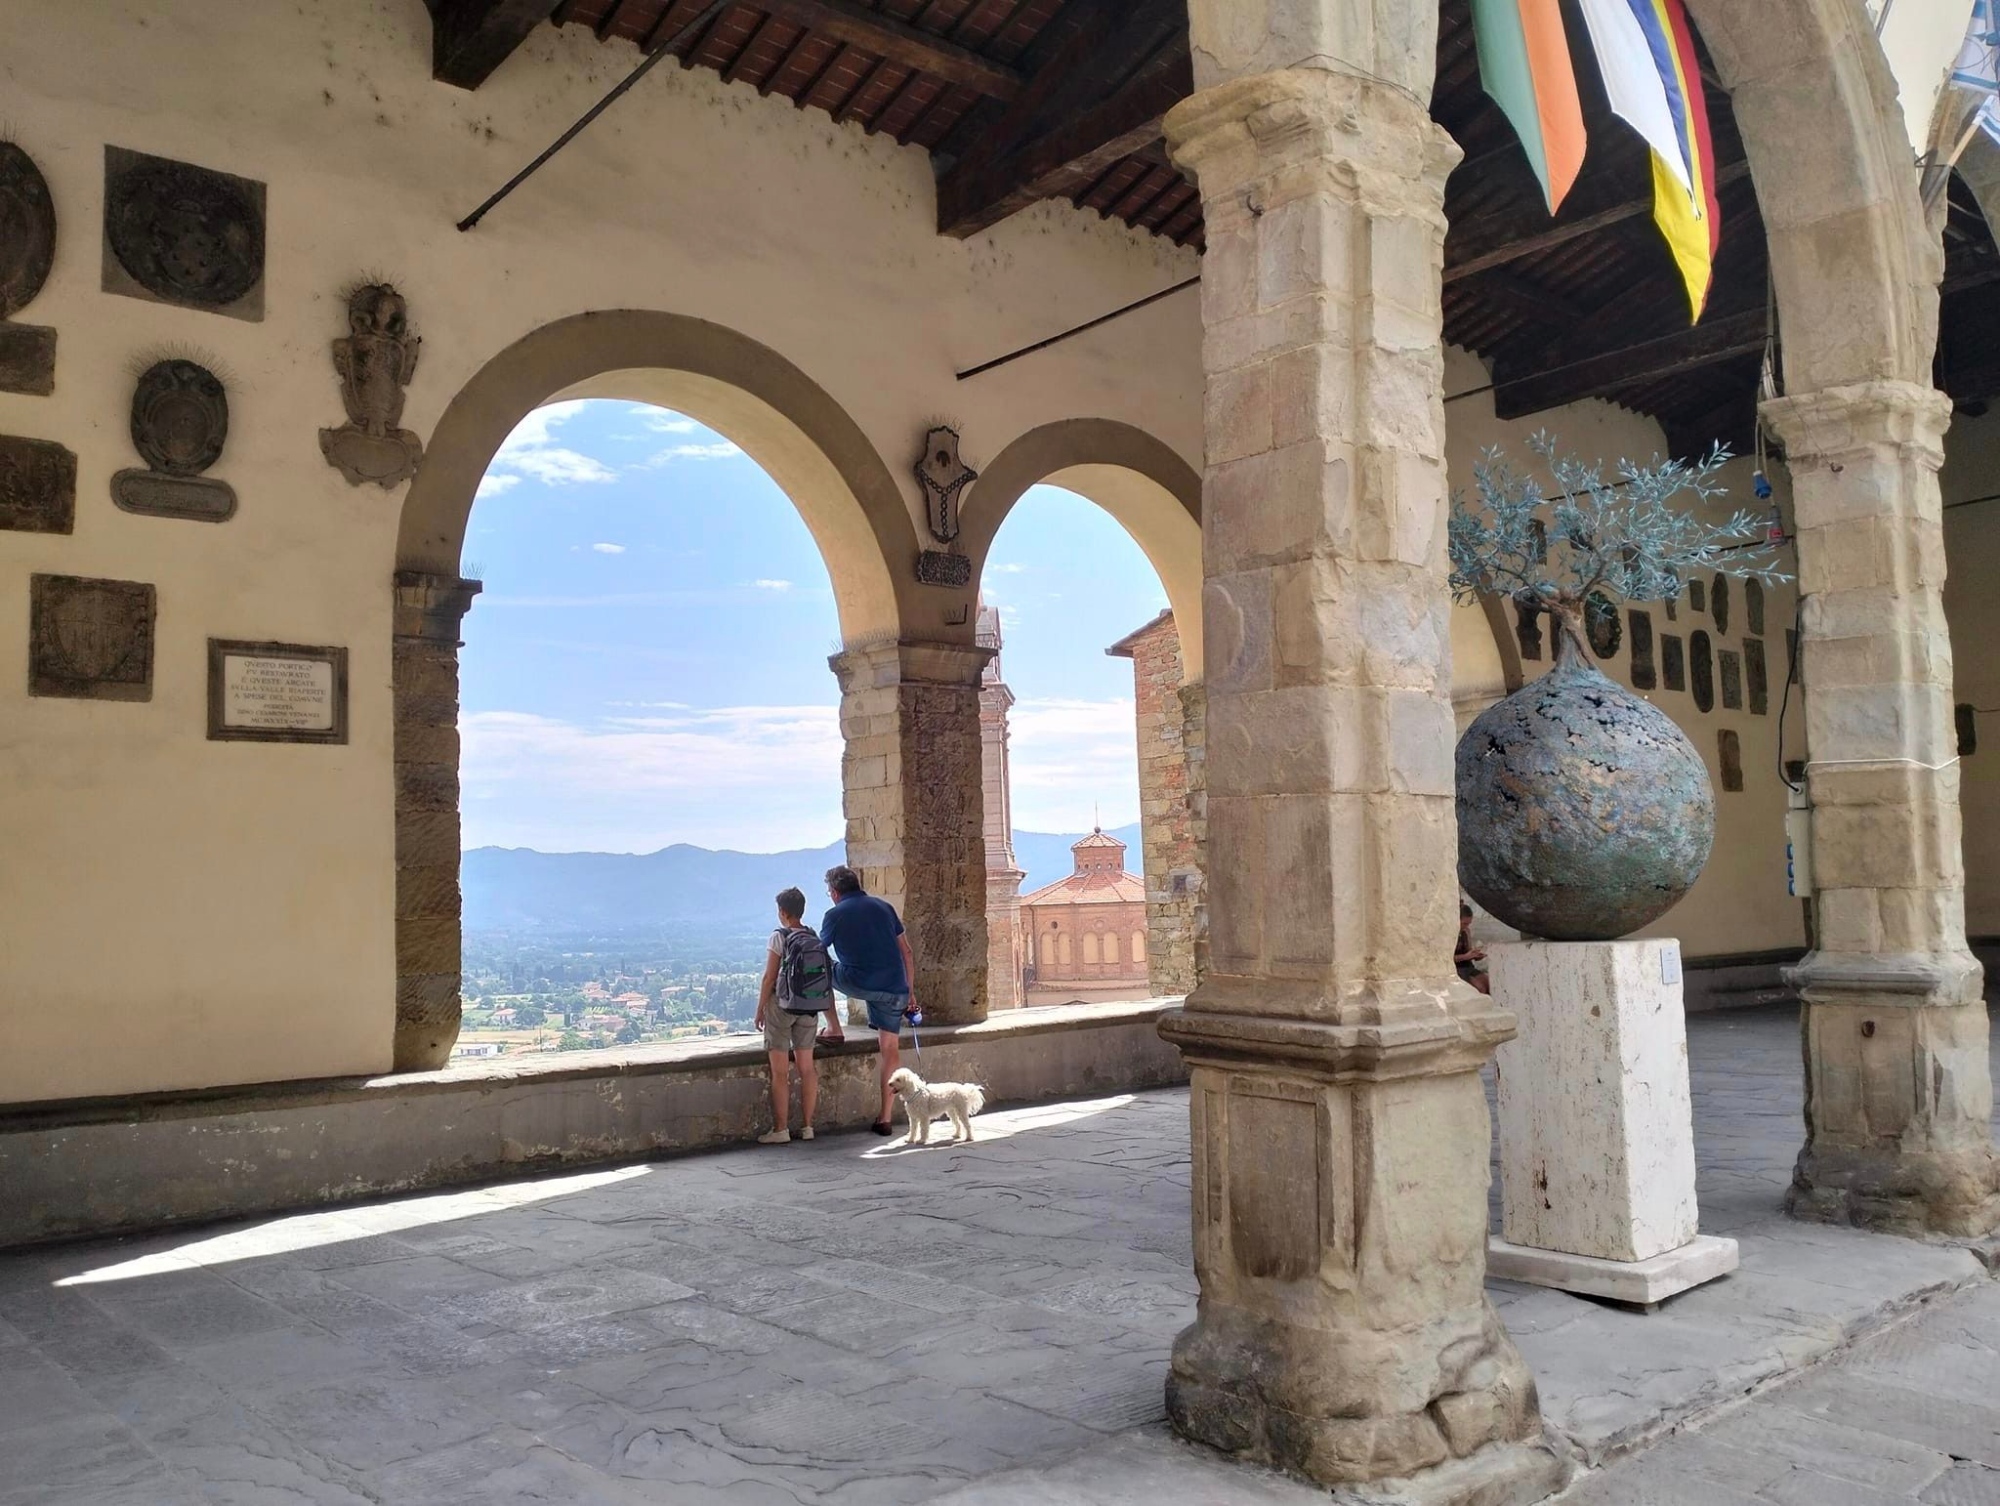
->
[1488,1233,1740,1307]
[1490,938,1699,1262]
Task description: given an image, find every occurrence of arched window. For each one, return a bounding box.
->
[1059,932,1073,967]
[1083,932,1100,965]
[1131,931,1145,963]
[1039,933,1055,967]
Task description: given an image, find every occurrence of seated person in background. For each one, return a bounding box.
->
[1456,902,1490,995]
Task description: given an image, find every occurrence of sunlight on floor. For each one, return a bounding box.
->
[859,1092,1137,1157]
[54,1163,654,1286]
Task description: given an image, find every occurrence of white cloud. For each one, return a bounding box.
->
[478,400,618,492]
[642,440,743,466]
[1005,696,1140,832]
[460,704,844,852]
[591,542,626,555]
[750,578,792,592]
[990,562,1027,574]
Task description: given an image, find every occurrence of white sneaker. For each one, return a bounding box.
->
[799,1126,815,1141]
[757,1129,791,1145]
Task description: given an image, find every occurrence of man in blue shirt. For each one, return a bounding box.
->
[819,864,917,1135]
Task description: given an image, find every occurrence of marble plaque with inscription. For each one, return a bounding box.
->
[207,640,347,743]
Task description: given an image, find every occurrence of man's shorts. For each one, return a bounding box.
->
[844,988,910,1034]
[762,1010,818,1054]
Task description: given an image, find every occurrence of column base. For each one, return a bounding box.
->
[1325,1439,1574,1506]
[1486,1234,1738,1308]
[1787,1144,2000,1238]
[1167,1300,1547,1489]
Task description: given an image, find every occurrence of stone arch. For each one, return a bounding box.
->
[398,309,914,645]
[392,310,917,1069]
[958,418,1204,678]
[1685,0,1940,393]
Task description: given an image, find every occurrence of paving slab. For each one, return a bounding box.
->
[0,1006,1990,1503]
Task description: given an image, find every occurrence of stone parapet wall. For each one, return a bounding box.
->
[0,1000,1187,1250]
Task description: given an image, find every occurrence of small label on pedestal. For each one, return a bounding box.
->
[1661,944,1682,985]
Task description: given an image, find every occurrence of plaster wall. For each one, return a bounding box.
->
[1442,348,1808,963]
[1941,404,2000,941]
[0,0,1202,1104]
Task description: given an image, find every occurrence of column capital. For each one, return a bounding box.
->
[828,638,994,693]
[1760,382,1952,472]
[1165,67,1458,223]
[393,570,482,645]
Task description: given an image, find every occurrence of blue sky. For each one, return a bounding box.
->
[460,400,1169,853]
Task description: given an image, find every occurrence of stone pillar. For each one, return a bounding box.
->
[1157,14,1558,1494]
[1180,679,1208,991]
[1109,613,1203,996]
[831,640,991,1025]
[1764,382,2000,1237]
[392,570,481,1072]
[979,608,1026,1011]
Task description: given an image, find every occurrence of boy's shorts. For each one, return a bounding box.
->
[763,1010,817,1053]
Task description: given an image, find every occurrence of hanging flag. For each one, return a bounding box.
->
[1953,0,2000,147]
[1471,0,1588,214]
[1575,0,1721,320]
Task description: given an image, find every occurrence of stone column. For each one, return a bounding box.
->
[1111,615,1203,996]
[1764,382,2000,1237]
[831,640,991,1024]
[1158,12,1557,1494]
[392,570,481,1072]
[1180,679,1208,991]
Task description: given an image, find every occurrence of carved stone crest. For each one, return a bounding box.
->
[0,434,77,534]
[915,549,973,588]
[914,425,975,545]
[29,574,156,701]
[319,283,423,488]
[111,359,237,522]
[0,142,58,395]
[102,146,265,319]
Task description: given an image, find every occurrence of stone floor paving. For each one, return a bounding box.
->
[0,1004,1991,1504]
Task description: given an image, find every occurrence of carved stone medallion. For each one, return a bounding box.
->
[0,143,56,319]
[112,359,236,522]
[29,574,156,701]
[914,425,976,546]
[102,147,265,318]
[0,434,76,534]
[0,142,58,394]
[320,283,424,488]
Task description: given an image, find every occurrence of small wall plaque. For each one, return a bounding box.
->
[30,574,155,700]
[915,549,971,588]
[112,359,237,521]
[0,142,58,395]
[208,640,348,744]
[0,433,76,533]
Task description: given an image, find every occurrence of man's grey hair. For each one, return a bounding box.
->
[825,865,863,897]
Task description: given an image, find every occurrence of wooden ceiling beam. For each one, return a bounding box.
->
[1493,307,1769,418]
[751,0,1023,99]
[427,0,561,88]
[929,0,1126,171]
[1446,159,1751,283]
[936,33,1189,237]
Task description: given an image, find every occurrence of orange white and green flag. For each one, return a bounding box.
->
[1471,0,1588,215]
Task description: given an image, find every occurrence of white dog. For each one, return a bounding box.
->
[887,1067,987,1144]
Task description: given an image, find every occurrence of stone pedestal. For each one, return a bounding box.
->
[1155,19,1561,1495]
[1488,939,1735,1304]
[1763,383,2000,1237]
[392,570,481,1072]
[831,640,992,1025]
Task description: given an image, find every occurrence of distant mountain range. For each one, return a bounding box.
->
[462,823,1143,935]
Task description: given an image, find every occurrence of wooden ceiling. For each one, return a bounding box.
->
[426,0,2000,453]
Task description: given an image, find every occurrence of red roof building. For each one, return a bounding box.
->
[1020,828,1151,1004]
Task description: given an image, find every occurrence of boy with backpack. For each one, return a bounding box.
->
[753,886,837,1144]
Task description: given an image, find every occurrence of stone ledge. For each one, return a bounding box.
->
[0,998,1187,1250]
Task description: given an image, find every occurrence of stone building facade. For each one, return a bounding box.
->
[1021,829,1152,1004]
[1108,610,1203,997]
[977,604,1026,1011]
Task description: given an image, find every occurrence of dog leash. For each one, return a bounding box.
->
[907,1006,922,1062]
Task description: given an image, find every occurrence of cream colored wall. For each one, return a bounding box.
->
[1442,349,1808,961]
[1941,405,2000,940]
[0,0,1202,1103]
